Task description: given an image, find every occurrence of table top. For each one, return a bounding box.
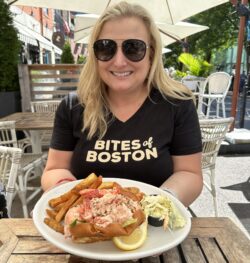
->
[0,217,249,263]
[0,112,55,130]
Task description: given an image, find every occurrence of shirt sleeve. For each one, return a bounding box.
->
[170,99,202,155]
[50,95,78,151]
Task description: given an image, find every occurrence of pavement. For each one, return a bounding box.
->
[190,155,250,240]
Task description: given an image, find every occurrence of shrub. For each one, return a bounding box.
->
[0,0,21,92]
[60,42,74,64]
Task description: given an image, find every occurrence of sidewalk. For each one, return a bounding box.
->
[190,155,250,239]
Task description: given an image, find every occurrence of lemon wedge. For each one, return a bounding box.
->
[112,220,148,251]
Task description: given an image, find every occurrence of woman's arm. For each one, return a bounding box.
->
[41,148,76,191]
[160,152,203,207]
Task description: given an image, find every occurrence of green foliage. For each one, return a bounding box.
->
[178,53,213,77]
[173,70,187,81]
[0,0,21,92]
[187,3,239,62]
[77,55,86,64]
[61,42,74,64]
[164,3,239,69]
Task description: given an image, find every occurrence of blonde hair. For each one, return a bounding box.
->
[77,1,193,139]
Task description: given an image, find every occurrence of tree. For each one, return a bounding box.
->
[188,2,239,62]
[60,42,74,64]
[165,3,239,68]
[0,0,21,92]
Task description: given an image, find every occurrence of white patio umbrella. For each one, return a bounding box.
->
[7,0,229,24]
[161,48,172,54]
[74,14,209,47]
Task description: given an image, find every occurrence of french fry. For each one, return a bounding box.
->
[49,173,97,207]
[71,195,84,208]
[54,202,65,212]
[71,173,97,194]
[44,217,64,234]
[98,181,115,189]
[88,176,103,189]
[46,209,57,219]
[124,187,140,194]
[55,193,79,222]
[48,191,72,208]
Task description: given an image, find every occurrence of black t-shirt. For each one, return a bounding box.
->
[51,89,202,187]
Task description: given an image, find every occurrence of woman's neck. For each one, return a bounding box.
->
[107,86,148,122]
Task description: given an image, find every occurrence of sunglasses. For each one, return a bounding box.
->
[93,39,149,62]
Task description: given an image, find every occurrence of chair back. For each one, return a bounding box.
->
[0,146,22,216]
[30,100,61,113]
[0,121,18,147]
[203,72,232,96]
[181,75,199,91]
[199,117,233,169]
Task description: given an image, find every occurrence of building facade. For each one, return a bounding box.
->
[10,5,63,64]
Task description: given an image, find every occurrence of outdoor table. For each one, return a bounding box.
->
[0,217,249,262]
[0,112,55,153]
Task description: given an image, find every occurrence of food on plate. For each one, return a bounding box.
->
[43,173,146,250]
[64,186,145,244]
[112,220,148,250]
[140,194,186,230]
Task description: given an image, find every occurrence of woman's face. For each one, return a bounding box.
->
[96,16,151,95]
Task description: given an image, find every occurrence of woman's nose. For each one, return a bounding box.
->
[112,47,128,66]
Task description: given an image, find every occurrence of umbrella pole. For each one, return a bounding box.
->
[230,0,248,131]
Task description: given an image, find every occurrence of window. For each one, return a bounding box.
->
[43,8,49,16]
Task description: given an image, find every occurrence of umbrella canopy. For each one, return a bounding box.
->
[74,14,209,47]
[8,0,229,24]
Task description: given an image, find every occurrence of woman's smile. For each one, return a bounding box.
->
[111,71,133,77]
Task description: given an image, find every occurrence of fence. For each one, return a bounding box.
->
[18,64,83,111]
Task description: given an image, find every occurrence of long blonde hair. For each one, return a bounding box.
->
[77,1,193,139]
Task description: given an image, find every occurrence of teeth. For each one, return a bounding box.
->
[112,71,131,77]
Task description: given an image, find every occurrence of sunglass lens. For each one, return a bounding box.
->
[122,39,146,62]
[93,40,116,61]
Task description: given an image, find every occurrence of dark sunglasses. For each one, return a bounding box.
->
[93,39,149,62]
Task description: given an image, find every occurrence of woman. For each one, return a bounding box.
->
[41,1,203,207]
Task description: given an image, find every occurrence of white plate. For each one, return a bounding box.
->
[33,178,191,261]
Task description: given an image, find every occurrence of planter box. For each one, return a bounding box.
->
[0,91,21,118]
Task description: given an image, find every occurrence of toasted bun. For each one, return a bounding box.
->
[69,209,145,240]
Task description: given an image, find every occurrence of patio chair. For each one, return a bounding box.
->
[199,117,234,216]
[0,146,22,217]
[30,100,61,148]
[0,120,46,217]
[200,72,232,118]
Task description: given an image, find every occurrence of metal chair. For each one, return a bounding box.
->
[199,117,234,216]
[30,100,61,148]
[0,146,22,217]
[200,72,232,118]
[0,120,46,217]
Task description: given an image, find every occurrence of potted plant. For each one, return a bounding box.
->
[0,0,21,117]
[177,53,213,78]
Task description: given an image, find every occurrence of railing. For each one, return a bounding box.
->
[18,64,83,112]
